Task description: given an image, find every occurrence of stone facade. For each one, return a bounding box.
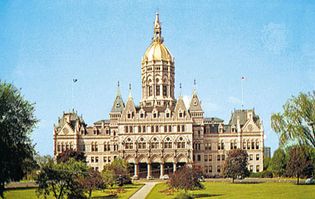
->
[53,14,264,179]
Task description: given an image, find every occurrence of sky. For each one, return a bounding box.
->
[1,0,315,156]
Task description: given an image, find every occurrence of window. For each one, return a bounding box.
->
[164,126,167,132]
[177,125,181,132]
[104,143,110,151]
[209,155,212,161]
[217,155,220,161]
[149,86,153,96]
[251,141,255,149]
[95,156,99,163]
[129,126,133,133]
[143,126,146,133]
[169,125,172,132]
[138,126,141,133]
[217,166,221,173]
[256,154,260,161]
[256,141,260,149]
[151,138,159,149]
[177,137,185,148]
[155,126,159,132]
[151,126,154,133]
[243,141,246,149]
[249,154,253,161]
[103,156,107,162]
[209,166,212,173]
[164,137,172,148]
[125,126,128,133]
[163,85,167,96]
[204,155,208,162]
[156,85,160,96]
[222,155,225,161]
[179,112,183,118]
[250,165,253,172]
[166,112,170,118]
[197,155,201,161]
[256,165,260,172]
[182,125,185,132]
[91,157,94,163]
[92,142,98,152]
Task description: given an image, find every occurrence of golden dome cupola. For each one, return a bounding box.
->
[142,13,173,63]
[141,13,175,109]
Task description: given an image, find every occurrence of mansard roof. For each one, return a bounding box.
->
[228,109,260,127]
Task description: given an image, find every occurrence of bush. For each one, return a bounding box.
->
[174,191,194,199]
[169,166,203,191]
[249,171,273,178]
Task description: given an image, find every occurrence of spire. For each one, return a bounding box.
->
[128,83,132,99]
[193,79,197,95]
[153,12,163,42]
[179,83,182,98]
[116,81,121,96]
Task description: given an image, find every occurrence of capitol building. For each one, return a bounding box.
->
[53,14,264,179]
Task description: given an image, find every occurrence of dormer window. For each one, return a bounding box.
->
[140,113,144,118]
[166,113,170,118]
[179,112,183,118]
[153,113,157,118]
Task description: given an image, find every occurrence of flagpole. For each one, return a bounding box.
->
[241,76,244,109]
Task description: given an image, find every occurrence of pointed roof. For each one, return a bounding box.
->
[174,96,187,113]
[111,82,125,113]
[189,93,203,112]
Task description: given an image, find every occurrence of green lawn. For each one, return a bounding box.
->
[4,183,143,199]
[146,182,315,199]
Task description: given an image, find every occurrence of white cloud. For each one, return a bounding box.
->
[261,22,287,55]
[228,96,242,105]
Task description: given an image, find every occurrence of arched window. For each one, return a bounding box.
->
[177,137,185,148]
[125,138,133,149]
[164,137,172,149]
[137,137,146,149]
[256,140,260,149]
[150,137,159,149]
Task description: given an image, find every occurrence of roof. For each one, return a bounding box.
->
[204,117,224,123]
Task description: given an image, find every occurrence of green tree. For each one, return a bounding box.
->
[79,169,104,199]
[36,158,88,199]
[270,148,287,177]
[0,82,38,198]
[286,146,313,184]
[263,157,271,171]
[102,158,131,187]
[271,92,315,148]
[222,149,249,183]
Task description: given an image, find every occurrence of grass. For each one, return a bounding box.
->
[146,182,315,199]
[4,183,143,199]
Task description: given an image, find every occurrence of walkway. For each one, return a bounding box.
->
[130,181,158,199]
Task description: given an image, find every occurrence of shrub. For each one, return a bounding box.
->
[174,191,194,199]
[169,166,203,191]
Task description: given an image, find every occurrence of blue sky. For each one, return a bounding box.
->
[1,1,315,155]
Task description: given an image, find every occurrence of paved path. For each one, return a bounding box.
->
[130,182,158,199]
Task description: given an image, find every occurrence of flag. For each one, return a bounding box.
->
[73,79,78,83]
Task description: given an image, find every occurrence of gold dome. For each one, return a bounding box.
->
[142,41,173,62]
[142,13,173,63]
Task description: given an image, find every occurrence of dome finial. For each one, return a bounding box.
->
[153,12,163,42]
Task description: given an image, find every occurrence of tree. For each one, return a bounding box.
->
[222,149,249,183]
[0,82,38,198]
[169,166,203,191]
[271,92,315,148]
[79,169,104,199]
[36,158,88,199]
[286,146,313,184]
[56,149,86,163]
[102,158,131,187]
[270,148,287,177]
[263,157,271,171]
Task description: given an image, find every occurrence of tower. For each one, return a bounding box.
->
[140,13,175,109]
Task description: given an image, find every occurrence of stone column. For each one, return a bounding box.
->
[160,163,164,178]
[173,162,177,173]
[147,163,152,179]
[133,163,139,179]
